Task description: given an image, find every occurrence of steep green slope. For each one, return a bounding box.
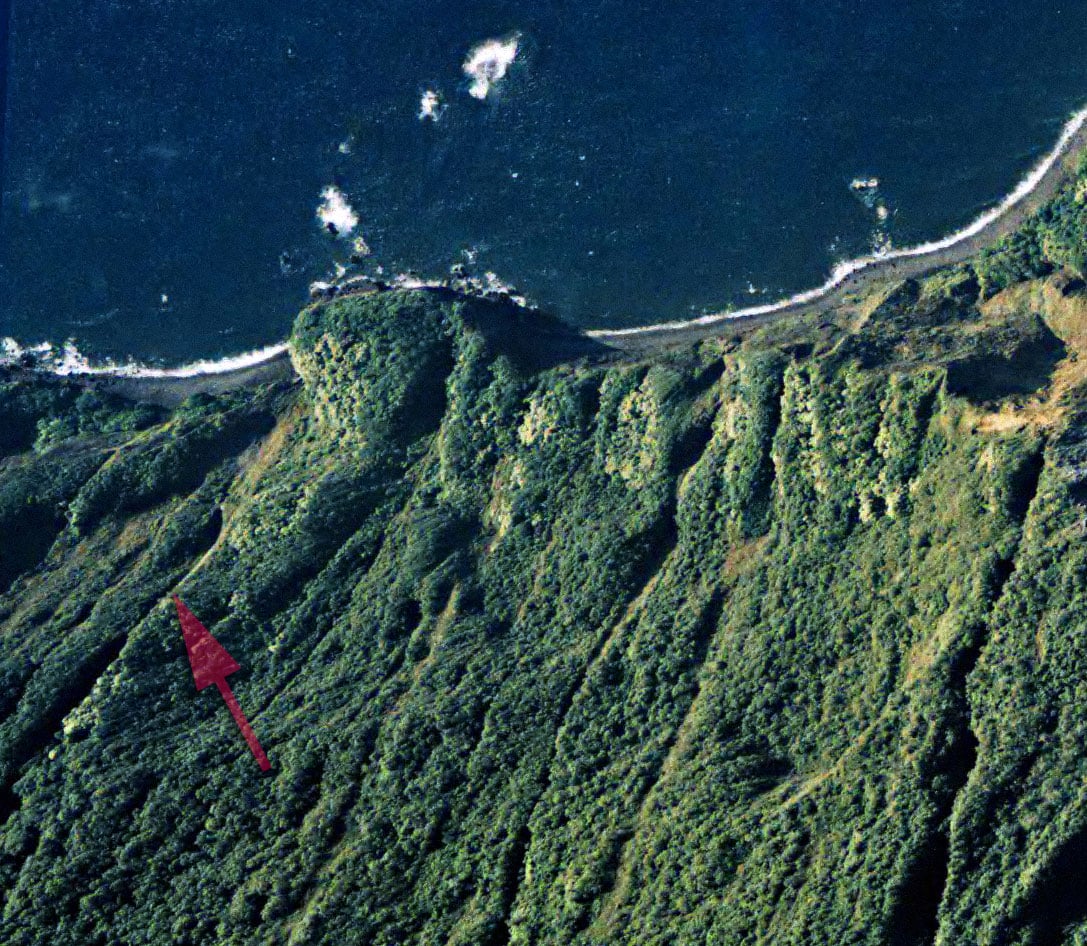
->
[3,173,1087,944]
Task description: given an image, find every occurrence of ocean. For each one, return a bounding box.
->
[1,0,1086,365]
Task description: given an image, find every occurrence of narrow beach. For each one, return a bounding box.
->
[591,104,1087,350]
[5,104,1087,382]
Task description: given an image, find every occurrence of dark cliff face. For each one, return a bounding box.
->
[2,176,1087,945]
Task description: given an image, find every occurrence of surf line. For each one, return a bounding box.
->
[0,338,290,379]
[5,105,1087,375]
[0,275,452,380]
[587,103,1087,339]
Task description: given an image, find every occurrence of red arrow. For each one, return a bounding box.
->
[172,595,271,772]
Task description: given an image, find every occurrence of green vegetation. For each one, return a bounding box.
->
[2,167,1087,945]
[975,162,1087,297]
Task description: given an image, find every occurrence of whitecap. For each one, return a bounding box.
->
[389,273,445,291]
[463,35,520,100]
[316,185,359,236]
[0,337,290,379]
[472,271,528,306]
[418,89,445,121]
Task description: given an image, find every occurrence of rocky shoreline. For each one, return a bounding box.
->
[86,348,299,407]
[6,106,1086,395]
[1,347,298,408]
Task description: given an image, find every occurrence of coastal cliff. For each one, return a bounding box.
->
[2,166,1087,945]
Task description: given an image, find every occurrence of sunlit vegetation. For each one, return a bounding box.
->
[2,164,1087,945]
[975,156,1087,297]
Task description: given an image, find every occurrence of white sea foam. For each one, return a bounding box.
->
[477,271,527,306]
[588,104,1087,339]
[316,185,359,235]
[9,105,1086,378]
[389,273,445,291]
[384,267,529,307]
[1,338,50,358]
[463,35,519,100]
[0,336,289,379]
[419,89,445,121]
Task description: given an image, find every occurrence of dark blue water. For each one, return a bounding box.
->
[0,0,11,224]
[1,1,1086,363]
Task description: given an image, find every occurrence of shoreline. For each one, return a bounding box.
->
[0,346,297,408]
[589,103,1087,347]
[3,102,1086,379]
[0,339,291,379]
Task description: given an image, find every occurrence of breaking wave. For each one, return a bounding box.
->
[463,35,520,100]
[0,337,289,379]
[588,103,1087,338]
[316,185,359,235]
[5,105,1085,378]
[418,89,445,121]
